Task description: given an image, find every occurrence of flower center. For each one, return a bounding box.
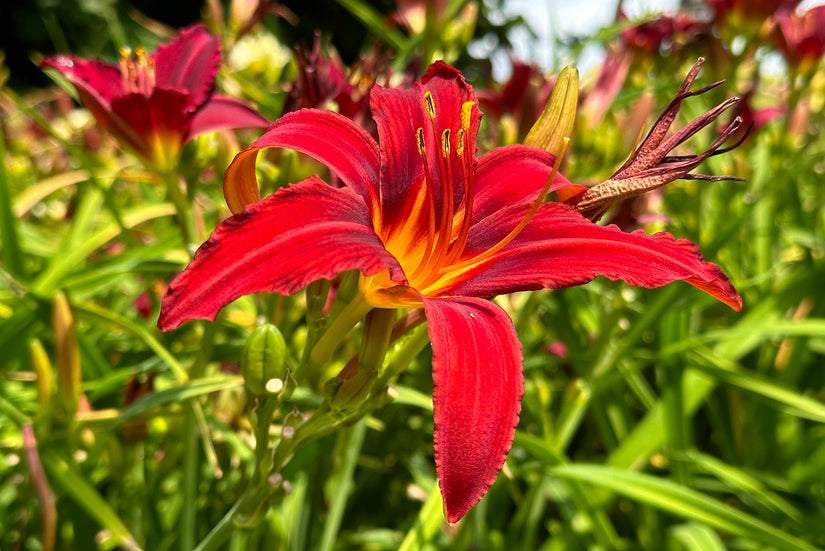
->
[370,91,565,304]
[119,47,156,96]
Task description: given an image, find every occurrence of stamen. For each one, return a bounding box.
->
[424,91,436,120]
[439,138,570,275]
[135,48,149,95]
[460,101,474,131]
[119,48,131,90]
[441,129,451,158]
[415,128,437,269]
[444,108,475,264]
[444,127,474,265]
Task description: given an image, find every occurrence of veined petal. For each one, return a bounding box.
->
[184,94,269,142]
[441,202,742,310]
[371,61,481,225]
[152,24,221,107]
[223,109,380,214]
[159,176,405,330]
[424,296,523,524]
[472,144,571,224]
[110,89,195,171]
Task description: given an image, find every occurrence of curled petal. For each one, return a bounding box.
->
[442,202,742,311]
[152,24,221,107]
[224,109,380,213]
[424,296,523,524]
[159,176,404,330]
[185,94,269,141]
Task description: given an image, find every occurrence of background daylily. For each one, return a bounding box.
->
[159,61,741,523]
[41,24,268,173]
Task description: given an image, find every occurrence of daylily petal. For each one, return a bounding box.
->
[110,89,195,171]
[424,296,523,524]
[159,176,405,330]
[41,55,123,104]
[152,24,221,107]
[184,94,269,142]
[223,109,380,214]
[41,56,153,157]
[472,144,571,224]
[371,61,481,225]
[441,202,742,310]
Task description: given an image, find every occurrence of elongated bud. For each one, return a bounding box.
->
[524,66,578,157]
[52,291,81,418]
[242,324,287,396]
[29,339,53,413]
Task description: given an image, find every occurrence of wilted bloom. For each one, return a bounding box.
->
[564,58,747,221]
[159,62,741,522]
[41,24,268,172]
[772,5,825,70]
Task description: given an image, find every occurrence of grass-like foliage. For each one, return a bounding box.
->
[1,1,825,550]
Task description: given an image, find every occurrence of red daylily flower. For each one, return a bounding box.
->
[41,24,268,172]
[158,62,741,522]
[772,5,825,69]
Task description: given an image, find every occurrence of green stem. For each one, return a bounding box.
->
[162,171,194,252]
[307,294,372,370]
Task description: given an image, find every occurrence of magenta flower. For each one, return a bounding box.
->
[158,62,741,522]
[41,24,268,172]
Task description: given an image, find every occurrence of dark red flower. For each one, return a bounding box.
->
[41,25,268,172]
[159,62,741,522]
[772,5,825,69]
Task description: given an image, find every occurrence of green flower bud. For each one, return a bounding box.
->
[524,65,578,157]
[242,324,287,396]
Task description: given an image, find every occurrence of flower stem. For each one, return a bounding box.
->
[161,170,195,253]
[306,294,372,372]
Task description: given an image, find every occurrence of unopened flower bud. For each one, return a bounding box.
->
[53,291,81,418]
[524,66,578,158]
[242,324,287,396]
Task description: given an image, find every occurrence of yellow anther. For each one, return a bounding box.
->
[460,101,475,130]
[416,128,426,156]
[424,91,436,120]
[441,129,451,158]
[455,128,465,156]
[135,47,147,60]
[120,47,132,60]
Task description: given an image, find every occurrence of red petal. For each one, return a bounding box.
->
[159,176,404,330]
[424,296,523,524]
[445,202,742,310]
[152,24,221,107]
[185,94,269,141]
[42,56,154,157]
[223,109,380,214]
[41,55,123,103]
[371,62,482,228]
[110,89,195,169]
[472,144,571,224]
